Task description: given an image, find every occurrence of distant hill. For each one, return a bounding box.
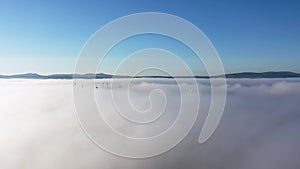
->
[0,71,299,79]
[0,73,113,79]
[0,73,46,79]
[223,71,300,78]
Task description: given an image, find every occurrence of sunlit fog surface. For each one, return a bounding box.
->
[0,78,299,169]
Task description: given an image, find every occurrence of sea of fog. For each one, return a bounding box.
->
[0,78,299,169]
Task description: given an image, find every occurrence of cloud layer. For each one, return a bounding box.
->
[0,78,299,169]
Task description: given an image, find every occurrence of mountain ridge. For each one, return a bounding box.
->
[0,71,299,79]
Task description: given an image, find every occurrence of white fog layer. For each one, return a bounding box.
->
[0,79,299,169]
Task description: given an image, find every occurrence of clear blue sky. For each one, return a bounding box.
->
[0,0,299,75]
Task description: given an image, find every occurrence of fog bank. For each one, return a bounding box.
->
[0,79,299,169]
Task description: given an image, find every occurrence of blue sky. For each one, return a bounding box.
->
[0,0,299,75]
